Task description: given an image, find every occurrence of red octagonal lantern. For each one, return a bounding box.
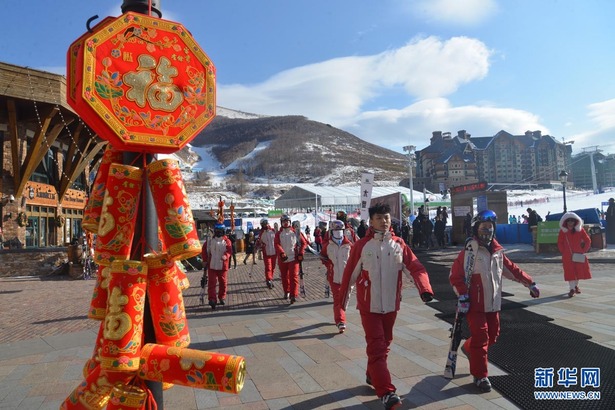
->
[69,12,216,154]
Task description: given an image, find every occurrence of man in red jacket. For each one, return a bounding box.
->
[450,210,540,393]
[340,202,434,410]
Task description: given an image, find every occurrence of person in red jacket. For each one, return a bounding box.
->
[336,210,359,243]
[449,210,540,393]
[557,211,592,297]
[257,218,277,289]
[339,202,434,410]
[321,220,352,333]
[202,223,232,310]
[275,214,308,304]
[313,224,323,252]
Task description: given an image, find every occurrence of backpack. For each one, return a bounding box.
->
[536,213,543,222]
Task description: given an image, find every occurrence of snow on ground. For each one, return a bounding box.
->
[506,188,614,221]
[216,106,267,120]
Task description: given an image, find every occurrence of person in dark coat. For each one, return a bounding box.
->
[421,217,435,249]
[606,198,615,244]
[243,231,256,264]
[434,215,446,248]
[227,229,237,269]
[527,208,542,245]
[401,220,411,245]
[411,216,422,249]
[357,220,368,238]
[463,212,473,238]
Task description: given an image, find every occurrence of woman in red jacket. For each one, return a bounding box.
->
[557,212,592,297]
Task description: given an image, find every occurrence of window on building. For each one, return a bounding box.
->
[25,205,55,247]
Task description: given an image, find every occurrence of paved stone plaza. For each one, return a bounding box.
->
[1,245,614,409]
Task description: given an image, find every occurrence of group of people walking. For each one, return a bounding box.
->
[199,202,599,409]
[410,205,449,249]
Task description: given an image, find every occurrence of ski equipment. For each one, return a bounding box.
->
[444,238,477,379]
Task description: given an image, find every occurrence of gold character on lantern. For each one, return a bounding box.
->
[124,55,183,111]
[104,287,132,340]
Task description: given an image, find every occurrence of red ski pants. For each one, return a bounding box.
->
[360,310,397,398]
[207,269,228,301]
[328,280,346,325]
[263,254,276,281]
[279,260,299,296]
[463,310,500,379]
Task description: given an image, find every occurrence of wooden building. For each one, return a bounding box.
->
[0,61,105,274]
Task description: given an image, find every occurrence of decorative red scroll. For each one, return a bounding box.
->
[138,343,246,394]
[147,158,201,261]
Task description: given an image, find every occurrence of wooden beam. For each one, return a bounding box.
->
[62,122,83,177]
[15,106,59,198]
[59,140,107,200]
[6,99,21,187]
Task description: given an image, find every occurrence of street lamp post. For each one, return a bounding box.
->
[403,145,416,217]
[559,170,568,212]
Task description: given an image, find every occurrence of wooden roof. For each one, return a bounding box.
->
[0,61,106,201]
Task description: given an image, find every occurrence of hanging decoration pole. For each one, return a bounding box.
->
[62,0,246,409]
[121,3,162,409]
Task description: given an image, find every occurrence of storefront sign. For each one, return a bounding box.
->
[61,189,88,210]
[24,182,58,207]
[450,181,487,195]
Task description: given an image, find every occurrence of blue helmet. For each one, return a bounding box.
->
[214,223,225,230]
[471,210,497,245]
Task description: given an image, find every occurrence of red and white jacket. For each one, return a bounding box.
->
[258,226,277,257]
[321,235,352,284]
[449,238,534,313]
[274,226,307,262]
[339,228,433,314]
[202,236,232,271]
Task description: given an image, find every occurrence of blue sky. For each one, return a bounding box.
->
[1,0,614,155]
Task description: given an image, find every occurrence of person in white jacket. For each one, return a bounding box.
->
[450,210,540,393]
[320,220,352,333]
[202,223,232,310]
[339,202,434,410]
[274,214,307,304]
[257,218,277,289]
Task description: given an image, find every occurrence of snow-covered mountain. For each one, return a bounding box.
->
[183,107,408,185]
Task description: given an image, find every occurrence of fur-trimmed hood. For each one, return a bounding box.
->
[559,212,584,232]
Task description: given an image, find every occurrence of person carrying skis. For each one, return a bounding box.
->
[449,210,540,393]
[275,214,308,304]
[339,202,434,409]
[257,218,277,289]
[202,223,232,310]
[320,220,352,333]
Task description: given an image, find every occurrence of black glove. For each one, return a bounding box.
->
[420,292,434,303]
[281,253,288,262]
